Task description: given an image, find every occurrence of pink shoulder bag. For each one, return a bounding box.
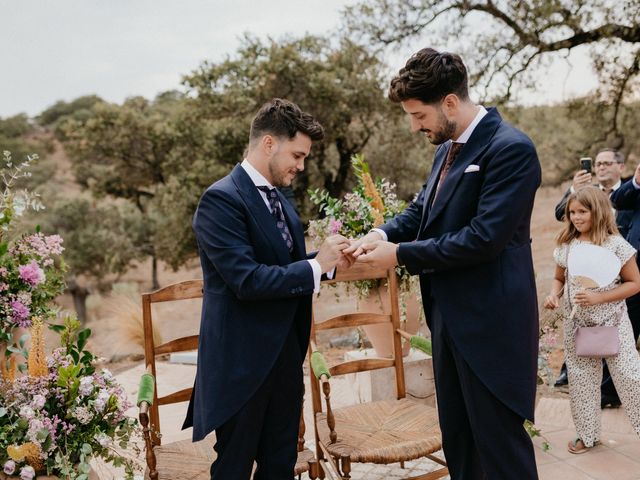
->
[565,245,621,359]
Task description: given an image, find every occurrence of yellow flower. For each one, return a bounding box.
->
[28,317,48,378]
[362,172,384,213]
[7,442,44,472]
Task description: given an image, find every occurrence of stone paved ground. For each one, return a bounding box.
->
[100,360,640,480]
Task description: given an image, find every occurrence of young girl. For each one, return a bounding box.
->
[544,186,640,454]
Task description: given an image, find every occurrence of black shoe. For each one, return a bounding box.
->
[601,394,622,408]
[554,370,568,387]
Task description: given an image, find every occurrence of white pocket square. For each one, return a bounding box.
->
[464,165,480,173]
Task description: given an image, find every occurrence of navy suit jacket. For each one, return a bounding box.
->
[380,108,541,421]
[183,164,314,441]
[610,179,640,259]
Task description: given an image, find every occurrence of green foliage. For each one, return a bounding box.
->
[184,34,392,219]
[38,95,103,127]
[38,197,145,282]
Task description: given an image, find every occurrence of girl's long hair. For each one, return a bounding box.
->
[557,186,619,246]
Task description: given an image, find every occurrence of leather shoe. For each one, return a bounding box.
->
[554,370,568,387]
[601,394,621,408]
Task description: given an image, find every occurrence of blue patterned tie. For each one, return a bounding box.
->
[257,186,294,252]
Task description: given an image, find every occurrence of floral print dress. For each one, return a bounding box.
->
[554,235,640,447]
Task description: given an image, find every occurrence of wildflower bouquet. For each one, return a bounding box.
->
[308,153,414,297]
[0,317,139,480]
[0,151,66,351]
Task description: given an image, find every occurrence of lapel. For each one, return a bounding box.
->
[421,108,503,233]
[278,191,306,260]
[230,165,293,264]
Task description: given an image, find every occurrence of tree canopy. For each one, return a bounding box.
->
[346,0,640,146]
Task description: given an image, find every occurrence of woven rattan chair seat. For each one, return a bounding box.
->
[143,435,313,479]
[316,398,442,464]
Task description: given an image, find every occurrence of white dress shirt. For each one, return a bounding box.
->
[241,159,322,293]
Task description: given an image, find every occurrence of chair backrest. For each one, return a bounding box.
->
[141,279,203,445]
[309,263,406,415]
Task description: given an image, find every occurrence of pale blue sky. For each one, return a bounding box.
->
[1,1,597,118]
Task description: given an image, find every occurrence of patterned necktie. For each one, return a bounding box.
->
[257,186,294,252]
[432,142,463,203]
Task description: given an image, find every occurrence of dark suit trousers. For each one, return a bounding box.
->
[210,324,303,480]
[601,293,640,398]
[430,303,538,480]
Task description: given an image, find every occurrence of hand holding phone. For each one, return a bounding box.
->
[580,157,592,173]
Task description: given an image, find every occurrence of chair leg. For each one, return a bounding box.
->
[340,455,351,479]
[309,459,319,480]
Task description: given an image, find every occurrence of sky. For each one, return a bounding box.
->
[1,1,599,118]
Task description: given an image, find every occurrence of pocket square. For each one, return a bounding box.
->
[464,165,480,173]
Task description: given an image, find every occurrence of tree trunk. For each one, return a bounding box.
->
[67,277,89,324]
[151,255,160,290]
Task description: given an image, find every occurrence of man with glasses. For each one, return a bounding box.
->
[553,148,636,409]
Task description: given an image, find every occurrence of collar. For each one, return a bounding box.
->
[241,159,273,188]
[600,180,622,192]
[453,106,488,144]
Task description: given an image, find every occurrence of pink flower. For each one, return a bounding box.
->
[329,218,343,235]
[19,260,45,286]
[19,465,35,480]
[3,460,16,475]
[10,300,30,327]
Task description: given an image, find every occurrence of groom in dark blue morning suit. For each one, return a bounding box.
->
[348,48,541,479]
[182,99,350,479]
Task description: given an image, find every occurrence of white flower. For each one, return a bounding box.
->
[31,394,46,410]
[79,376,94,396]
[73,406,93,425]
[94,389,111,413]
[95,432,111,447]
[101,368,113,381]
[19,405,35,420]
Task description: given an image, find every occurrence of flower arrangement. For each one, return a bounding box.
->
[0,317,140,479]
[0,151,66,354]
[308,153,416,298]
[0,151,140,479]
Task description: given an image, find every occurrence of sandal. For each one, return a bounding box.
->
[567,437,597,454]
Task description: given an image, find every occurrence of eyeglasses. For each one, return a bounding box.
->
[595,161,620,168]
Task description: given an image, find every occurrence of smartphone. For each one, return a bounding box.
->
[580,157,592,173]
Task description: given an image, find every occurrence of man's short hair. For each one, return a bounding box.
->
[249,98,324,144]
[597,148,624,164]
[388,48,469,104]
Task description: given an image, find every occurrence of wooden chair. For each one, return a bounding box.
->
[309,263,448,480]
[137,279,319,480]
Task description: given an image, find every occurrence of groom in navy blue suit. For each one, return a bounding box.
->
[183,99,350,479]
[347,48,541,479]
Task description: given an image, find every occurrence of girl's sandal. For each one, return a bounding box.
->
[568,438,596,454]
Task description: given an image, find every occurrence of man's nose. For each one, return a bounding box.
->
[409,117,421,132]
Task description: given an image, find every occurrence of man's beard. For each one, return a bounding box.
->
[268,160,288,188]
[427,110,457,145]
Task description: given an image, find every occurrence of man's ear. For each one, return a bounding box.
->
[261,134,278,156]
[442,94,460,116]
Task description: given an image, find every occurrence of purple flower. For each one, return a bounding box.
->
[19,260,45,286]
[19,465,35,480]
[10,300,30,327]
[3,460,16,475]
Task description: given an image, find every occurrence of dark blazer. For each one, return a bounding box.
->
[611,179,640,255]
[183,164,314,442]
[555,182,632,239]
[380,108,541,421]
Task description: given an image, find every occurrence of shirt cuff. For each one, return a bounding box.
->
[569,185,576,194]
[307,259,322,293]
[633,178,640,190]
[371,228,388,242]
